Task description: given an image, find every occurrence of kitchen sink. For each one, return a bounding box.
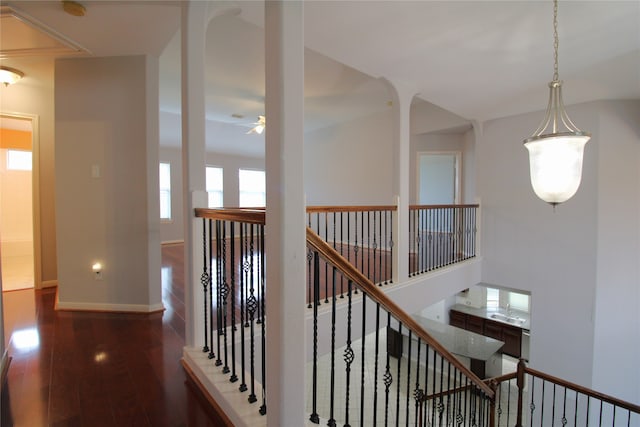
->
[490,313,525,325]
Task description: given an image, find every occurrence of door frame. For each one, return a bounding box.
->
[1,112,42,290]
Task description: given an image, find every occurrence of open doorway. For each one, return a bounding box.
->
[417,151,461,204]
[0,115,38,292]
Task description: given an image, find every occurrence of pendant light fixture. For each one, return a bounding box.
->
[0,66,24,87]
[523,0,590,206]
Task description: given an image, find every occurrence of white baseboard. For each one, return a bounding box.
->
[55,300,165,313]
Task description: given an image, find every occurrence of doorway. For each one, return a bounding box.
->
[0,114,38,291]
[417,151,461,204]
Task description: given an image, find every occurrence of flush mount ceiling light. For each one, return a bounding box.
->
[523,0,590,207]
[247,115,266,135]
[62,0,86,17]
[0,66,24,86]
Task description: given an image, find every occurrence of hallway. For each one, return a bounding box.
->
[1,243,224,426]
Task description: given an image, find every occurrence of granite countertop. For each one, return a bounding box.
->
[411,315,504,361]
[451,304,531,331]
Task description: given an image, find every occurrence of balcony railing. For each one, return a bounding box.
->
[191,206,639,425]
[409,204,479,276]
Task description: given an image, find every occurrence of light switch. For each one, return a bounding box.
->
[91,164,101,178]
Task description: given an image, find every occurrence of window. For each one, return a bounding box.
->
[486,287,500,309]
[6,149,32,171]
[206,166,224,208]
[239,169,265,207]
[509,292,530,313]
[159,162,171,220]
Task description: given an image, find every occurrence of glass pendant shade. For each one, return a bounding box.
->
[524,133,588,205]
[523,80,590,206]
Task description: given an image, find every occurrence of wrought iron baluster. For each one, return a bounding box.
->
[372,303,381,426]
[328,265,337,427]
[395,321,402,427]
[221,222,230,373]
[359,294,367,426]
[339,212,344,298]
[247,224,257,404]
[388,210,393,283]
[215,220,223,366]
[208,219,215,360]
[309,250,320,424]
[405,330,412,427]
[343,280,354,427]
[383,312,393,426]
[413,337,422,427]
[259,225,266,416]
[238,223,247,393]
[324,212,329,303]
[529,375,535,427]
[373,210,379,286]
[229,223,238,383]
[201,218,210,353]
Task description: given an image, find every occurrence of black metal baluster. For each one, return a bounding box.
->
[359,294,367,427]
[383,313,393,426]
[328,265,337,427]
[541,380,546,426]
[373,210,379,286]
[221,222,230,373]
[201,218,210,353]
[372,303,381,426]
[238,223,247,393]
[354,212,360,295]
[431,348,437,427]
[423,344,431,426]
[208,219,215,360]
[309,250,320,424]
[574,390,579,427]
[339,212,345,298]
[413,337,422,427]
[229,223,238,383]
[343,280,354,427]
[405,330,412,427]
[445,361,451,425]
[366,211,371,282]
[259,224,266,416]
[247,224,257,403]
[388,210,393,283]
[529,376,536,427]
[215,220,223,367]
[409,208,414,276]
[307,213,313,308]
[324,212,329,303]
[438,351,445,425]
[256,224,263,324]
[395,322,402,427]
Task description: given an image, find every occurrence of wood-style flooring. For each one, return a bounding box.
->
[1,243,228,427]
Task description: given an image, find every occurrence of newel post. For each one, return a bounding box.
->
[489,379,498,427]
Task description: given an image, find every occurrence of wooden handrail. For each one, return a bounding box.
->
[524,366,640,414]
[409,204,479,210]
[305,226,495,398]
[194,208,265,225]
[306,205,397,213]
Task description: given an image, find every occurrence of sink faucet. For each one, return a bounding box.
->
[506,303,511,315]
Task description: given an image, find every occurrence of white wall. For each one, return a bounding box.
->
[477,99,640,403]
[591,100,640,404]
[304,110,395,205]
[55,56,162,311]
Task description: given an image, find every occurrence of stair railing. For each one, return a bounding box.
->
[489,359,640,427]
[306,226,494,426]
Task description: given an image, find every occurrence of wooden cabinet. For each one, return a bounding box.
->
[501,325,522,358]
[466,315,484,334]
[449,309,523,359]
[449,310,466,329]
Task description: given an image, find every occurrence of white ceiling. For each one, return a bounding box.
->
[2,0,639,155]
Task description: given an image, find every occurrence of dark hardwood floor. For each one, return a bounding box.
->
[2,243,228,427]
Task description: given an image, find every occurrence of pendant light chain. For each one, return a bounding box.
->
[552,0,559,82]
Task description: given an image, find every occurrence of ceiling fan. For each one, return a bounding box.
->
[247,115,265,135]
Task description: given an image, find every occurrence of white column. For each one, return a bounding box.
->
[181,0,208,348]
[391,82,415,283]
[264,1,306,425]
